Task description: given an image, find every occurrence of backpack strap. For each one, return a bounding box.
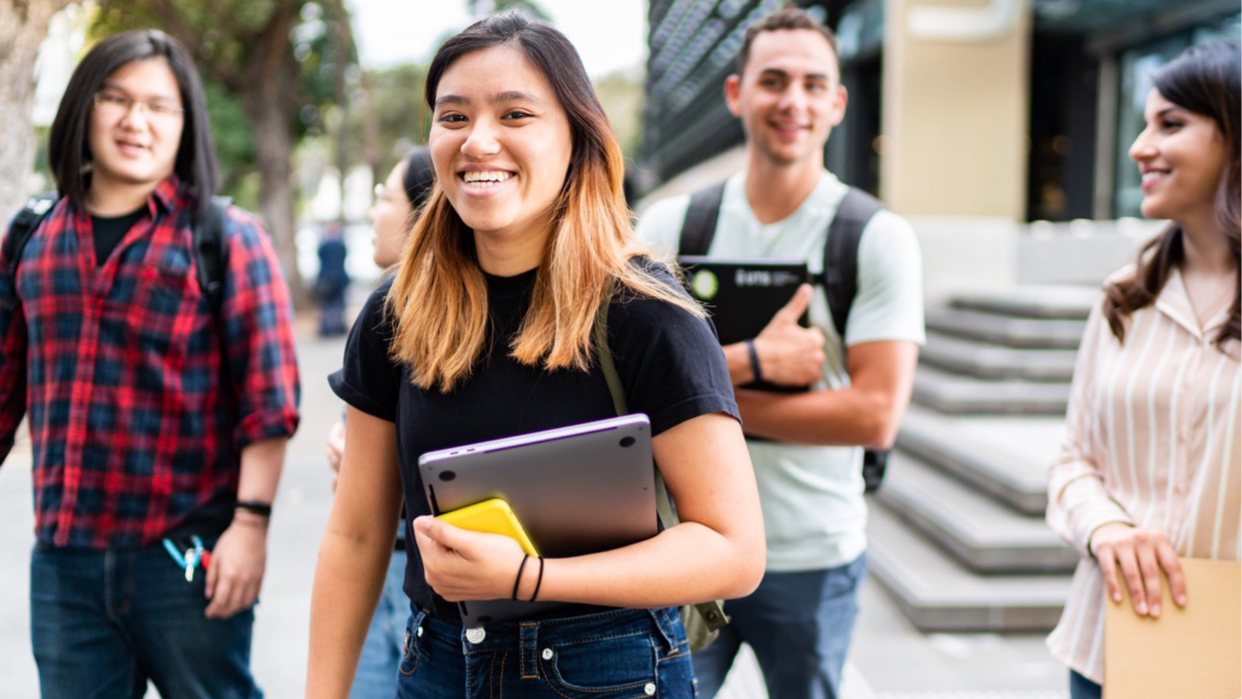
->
[822,186,882,340]
[192,196,232,312]
[1,193,59,311]
[2,193,59,274]
[822,187,891,493]
[678,181,726,256]
[592,287,730,633]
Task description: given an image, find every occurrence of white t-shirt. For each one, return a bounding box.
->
[636,170,925,571]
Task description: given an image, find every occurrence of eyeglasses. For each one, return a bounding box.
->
[93,90,185,120]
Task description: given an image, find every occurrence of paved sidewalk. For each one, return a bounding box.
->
[0,312,1069,698]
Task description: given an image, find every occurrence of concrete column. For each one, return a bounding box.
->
[880,0,1031,219]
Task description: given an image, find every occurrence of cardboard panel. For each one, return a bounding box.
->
[1105,558,1241,699]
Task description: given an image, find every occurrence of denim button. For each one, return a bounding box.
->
[417,626,424,638]
[644,682,656,696]
[466,628,486,644]
[541,648,553,660]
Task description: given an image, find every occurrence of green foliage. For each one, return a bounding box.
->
[363,63,432,174]
[202,79,256,202]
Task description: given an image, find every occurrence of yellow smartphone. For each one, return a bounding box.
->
[438,498,539,556]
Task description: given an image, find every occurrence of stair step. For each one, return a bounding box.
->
[926,307,1086,349]
[912,365,1070,415]
[867,504,1072,632]
[879,451,1077,573]
[896,405,1060,515]
[950,285,1099,320]
[921,331,1078,382]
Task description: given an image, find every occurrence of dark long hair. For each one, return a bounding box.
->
[1104,40,1241,348]
[48,29,218,219]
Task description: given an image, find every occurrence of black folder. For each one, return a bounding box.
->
[678,256,811,393]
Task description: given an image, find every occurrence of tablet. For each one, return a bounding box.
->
[419,413,658,627]
[678,256,810,392]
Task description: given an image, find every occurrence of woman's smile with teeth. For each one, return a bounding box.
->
[463,171,513,186]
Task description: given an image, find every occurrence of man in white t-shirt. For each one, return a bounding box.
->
[637,8,924,699]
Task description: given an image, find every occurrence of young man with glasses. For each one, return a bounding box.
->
[0,29,300,699]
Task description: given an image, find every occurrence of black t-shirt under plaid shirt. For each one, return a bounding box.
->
[0,176,301,548]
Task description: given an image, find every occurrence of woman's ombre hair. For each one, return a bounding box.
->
[385,12,699,392]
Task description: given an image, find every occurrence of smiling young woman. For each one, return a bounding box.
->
[1046,40,1240,699]
[309,12,765,699]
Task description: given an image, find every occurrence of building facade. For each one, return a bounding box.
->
[640,0,1241,222]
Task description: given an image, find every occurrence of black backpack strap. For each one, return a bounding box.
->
[678,181,727,256]
[3,193,59,272]
[822,187,882,340]
[822,187,890,493]
[192,196,232,311]
[592,288,729,633]
[1,193,59,310]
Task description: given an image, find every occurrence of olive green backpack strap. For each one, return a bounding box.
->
[592,288,729,645]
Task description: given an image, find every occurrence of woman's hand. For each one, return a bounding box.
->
[413,515,528,602]
[1090,522,1187,617]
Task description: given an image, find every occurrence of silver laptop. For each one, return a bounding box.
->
[418,413,658,626]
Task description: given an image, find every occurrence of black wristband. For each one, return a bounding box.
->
[529,556,545,603]
[235,500,272,518]
[512,554,530,601]
[746,338,763,383]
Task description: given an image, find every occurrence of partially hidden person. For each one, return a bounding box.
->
[324,145,433,699]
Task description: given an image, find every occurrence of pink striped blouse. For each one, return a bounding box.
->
[1046,266,1241,683]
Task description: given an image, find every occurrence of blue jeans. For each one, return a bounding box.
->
[30,540,261,699]
[692,553,867,699]
[349,547,407,699]
[396,606,695,699]
[1070,670,1102,699]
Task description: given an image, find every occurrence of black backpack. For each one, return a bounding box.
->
[2,193,232,312]
[677,181,891,493]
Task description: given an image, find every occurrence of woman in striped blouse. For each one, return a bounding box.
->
[1046,40,1240,699]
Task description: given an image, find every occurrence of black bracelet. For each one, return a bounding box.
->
[512,554,531,601]
[528,556,545,603]
[235,500,272,517]
[746,338,763,383]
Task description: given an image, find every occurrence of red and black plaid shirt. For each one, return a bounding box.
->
[0,177,300,548]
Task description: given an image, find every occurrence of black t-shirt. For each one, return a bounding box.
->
[329,260,738,620]
[91,207,145,267]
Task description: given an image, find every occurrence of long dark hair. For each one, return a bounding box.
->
[1104,40,1241,348]
[48,29,218,219]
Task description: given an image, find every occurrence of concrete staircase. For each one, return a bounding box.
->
[868,284,1100,632]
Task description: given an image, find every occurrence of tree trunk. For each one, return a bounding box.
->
[242,91,308,310]
[237,1,310,310]
[0,0,74,223]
